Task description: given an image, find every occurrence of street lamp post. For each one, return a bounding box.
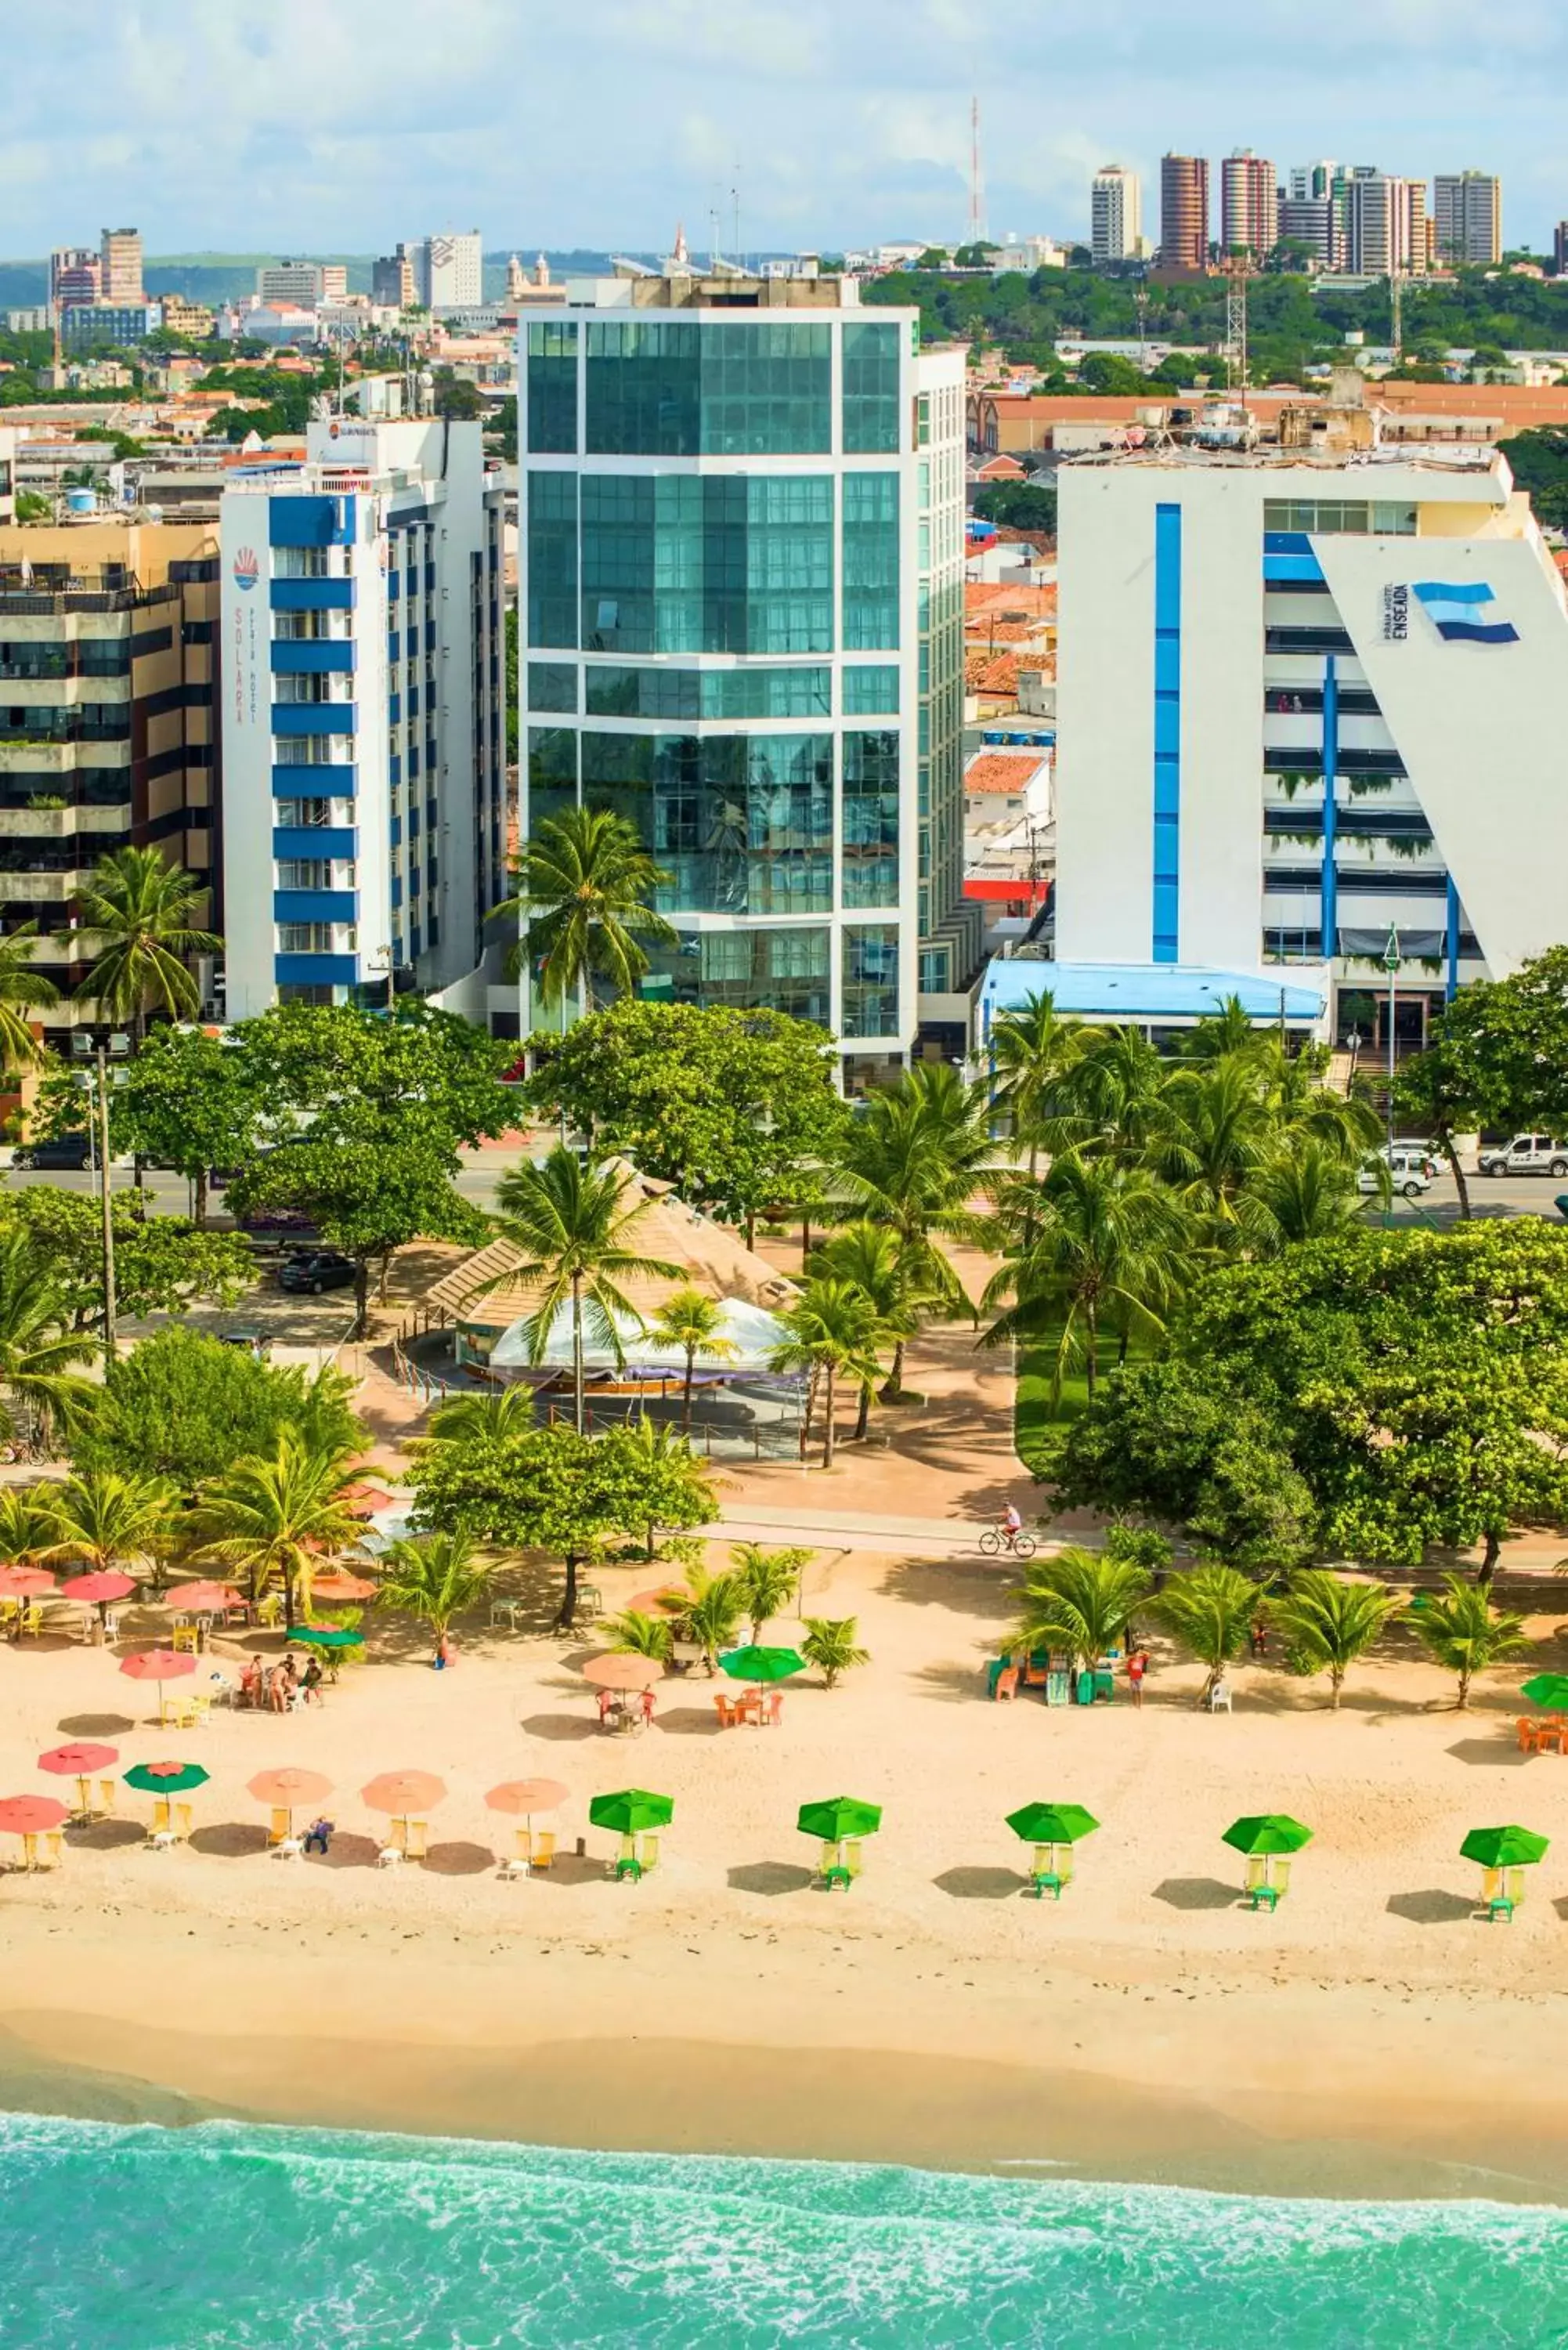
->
[95,1043,116,1362]
[1382,924,1401,1159]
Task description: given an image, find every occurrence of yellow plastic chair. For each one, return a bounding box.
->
[267,1808,291,1848]
[1273,1856,1292,1899]
[171,1625,201,1655]
[256,1593,284,1629]
[844,1838,863,1879]
[174,1804,193,1842]
[1244,1855,1267,1896]
[530,1829,556,1871]
[189,1694,212,1728]
[20,1603,43,1639]
[44,1831,63,1867]
[97,1779,116,1815]
[639,1834,660,1874]
[405,1818,428,1860]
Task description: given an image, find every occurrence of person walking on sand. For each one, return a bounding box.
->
[1127,1649,1149,1708]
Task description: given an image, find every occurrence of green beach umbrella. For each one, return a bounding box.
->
[1460,1825,1550,1871]
[1006,1802,1100,1846]
[1222,1814,1313,1858]
[719,1646,806,1687]
[588,1789,674,1836]
[797,1796,882,1843]
[290,1625,364,1650]
[1520,1676,1568,1712]
[124,1762,210,1797]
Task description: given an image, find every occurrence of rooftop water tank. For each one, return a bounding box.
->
[64,487,97,515]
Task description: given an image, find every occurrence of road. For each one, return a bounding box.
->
[5,1148,531,1218]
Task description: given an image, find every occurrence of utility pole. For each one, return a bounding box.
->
[1222,253,1252,395]
[1382,922,1400,1161]
[1389,262,1404,367]
[95,1042,117,1362]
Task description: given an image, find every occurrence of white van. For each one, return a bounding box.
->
[1477,1135,1568,1177]
[1358,1148,1434,1199]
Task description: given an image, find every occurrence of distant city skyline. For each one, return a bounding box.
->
[4,2,1566,253]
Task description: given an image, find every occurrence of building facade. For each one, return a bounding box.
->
[218,418,505,1021]
[1345,172,1427,276]
[49,248,101,313]
[256,260,349,309]
[0,521,219,1043]
[99,228,144,307]
[61,304,161,349]
[409,233,484,315]
[1433,172,1502,266]
[1054,440,1568,1050]
[1159,156,1210,274]
[1090,167,1141,265]
[1219,150,1277,258]
[1278,197,1335,271]
[516,270,973,1081]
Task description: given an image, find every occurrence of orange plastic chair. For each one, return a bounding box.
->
[995,1666,1021,1702]
[1518,1717,1540,1752]
[1539,1721,1567,1756]
[714,1694,738,1727]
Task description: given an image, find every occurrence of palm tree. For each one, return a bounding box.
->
[489,1151,681,1434]
[493,805,677,1010]
[190,1431,363,1629]
[769,1278,883,1469]
[603,1607,673,1661]
[0,1231,98,1448]
[1180,996,1259,1062]
[375,1531,492,1661]
[427,1386,536,1445]
[72,847,221,1044]
[1151,1561,1258,1707]
[616,1414,706,1558]
[988,989,1086,1177]
[1409,1572,1530,1708]
[666,1563,746,1672]
[1245,1139,1370,1253]
[981,1153,1188,1402]
[39,1468,177,1593]
[809,1221,945,1426]
[1060,1025,1167,1155]
[1268,1569,1404,1708]
[732,1542,810,1642]
[649,1287,739,1426]
[0,927,58,1071]
[800,1615,869,1689]
[0,1485,66,1571]
[1011,1545,1152,1674]
[1145,1055,1276,1221]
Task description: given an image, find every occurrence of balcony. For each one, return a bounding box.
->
[270,579,356,614]
[273,889,359,924]
[271,706,357,739]
[270,641,356,675]
[0,802,129,840]
[0,739,131,776]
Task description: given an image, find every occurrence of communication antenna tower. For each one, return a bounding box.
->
[1389,260,1404,366]
[968,96,987,246]
[1222,252,1253,394]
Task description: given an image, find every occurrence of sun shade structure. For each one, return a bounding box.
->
[581,1654,665,1694]
[124,1762,209,1797]
[0,1795,69,1835]
[288,1625,364,1649]
[164,1583,240,1614]
[0,1567,55,1599]
[118,1649,197,1720]
[486,1779,567,1818]
[490,1294,791,1376]
[361,1771,446,1817]
[309,1572,378,1603]
[588,1789,674,1836]
[38,1742,117,1814]
[60,1571,135,1606]
[1222,1815,1313,1858]
[627,1586,685,1615]
[249,1768,333,1809]
[1460,1825,1550,1870]
[1006,1802,1100,1846]
[1520,1676,1568,1712]
[797,1797,883,1843]
[719,1647,805,1689]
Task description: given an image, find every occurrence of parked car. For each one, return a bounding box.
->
[1476,1134,1568,1177]
[277,1251,357,1296]
[13,1133,92,1171]
[1358,1148,1433,1199]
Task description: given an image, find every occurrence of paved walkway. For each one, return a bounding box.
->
[706,1503,1000,1562]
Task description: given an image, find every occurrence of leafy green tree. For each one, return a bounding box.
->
[605,1417,715,1558]
[972,480,1057,535]
[232,998,516,1152]
[649,1286,739,1425]
[72,847,221,1043]
[1011,1545,1151,1672]
[1245,1138,1368,1251]
[494,804,676,1004]
[1268,1569,1404,1707]
[665,1561,746,1670]
[1412,945,1568,1137]
[487,1150,680,1432]
[770,1277,883,1468]
[1151,1561,1259,1705]
[375,1531,491,1659]
[0,1187,253,1336]
[731,1542,810,1641]
[72,1327,364,1492]
[987,989,1086,1178]
[229,1140,488,1334]
[809,1220,946,1427]
[0,926,58,1070]
[190,1429,363,1627]
[1409,1573,1530,1708]
[1393,1036,1477,1217]
[524,999,849,1240]
[800,1614,869,1689]
[0,1486,67,1569]
[0,1230,98,1448]
[39,1468,177,1591]
[112,1024,260,1224]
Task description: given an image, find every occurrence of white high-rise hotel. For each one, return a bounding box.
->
[1091,168,1142,264]
[515,265,975,1080]
[1054,418,1568,1051]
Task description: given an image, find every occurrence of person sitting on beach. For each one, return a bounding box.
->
[299,1658,324,1707]
[239,1658,263,1710]
[303,1817,334,1856]
[269,1659,296,1714]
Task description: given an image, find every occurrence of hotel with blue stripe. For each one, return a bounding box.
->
[1053,383,1568,1054]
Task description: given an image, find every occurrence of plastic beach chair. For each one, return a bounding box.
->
[97,1780,116,1815]
[820,1839,851,1890]
[1518,1716,1541,1752]
[267,1809,291,1848]
[405,1819,428,1860]
[530,1830,556,1871]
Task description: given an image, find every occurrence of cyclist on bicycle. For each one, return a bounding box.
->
[1001,1503,1023,1542]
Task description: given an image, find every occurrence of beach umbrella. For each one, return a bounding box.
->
[118,1648,197,1723]
[38,1741,117,1817]
[486,1777,568,1819]
[361,1771,446,1844]
[248,1767,334,1837]
[1520,1676,1568,1712]
[60,1570,135,1611]
[0,1566,55,1600]
[719,1646,806,1688]
[0,1794,69,1856]
[288,1624,364,1649]
[1006,1802,1100,1846]
[124,1761,210,1798]
[1222,1815,1314,1858]
[164,1582,240,1616]
[342,1486,396,1517]
[581,1654,665,1694]
[1460,1825,1550,1871]
[588,1788,674,1836]
[309,1571,377,1603]
[628,1586,685,1615]
[797,1796,883,1844]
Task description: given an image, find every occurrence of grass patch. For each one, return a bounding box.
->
[1015,1330,1151,1476]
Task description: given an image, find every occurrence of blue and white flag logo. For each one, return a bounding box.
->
[1411,580,1519,645]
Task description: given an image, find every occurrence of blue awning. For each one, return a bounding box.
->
[979,960,1327,1036]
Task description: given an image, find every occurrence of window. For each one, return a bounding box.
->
[843,664,900,715]
[583,666,831,721]
[840,732,899,909]
[842,321,901,454]
[919,947,952,993]
[274,548,334,579]
[273,737,352,766]
[276,860,331,890]
[1262,499,1417,536]
[581,728,834,916]
[526,472,578,648]
[276,923,354,953]
[641,925,831,1022]
[585,320,830,456]
[842,924,900,1037]
[526,320,578,453]
[580,475,833,656]
[842,474,900,651]
[527,725,578,836]
[527,661,578,714]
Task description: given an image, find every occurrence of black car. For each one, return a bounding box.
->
[277,1251,357,1296]
[13,1133,92,1170]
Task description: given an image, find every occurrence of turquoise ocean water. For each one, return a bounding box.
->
[2,2113,1566,2347]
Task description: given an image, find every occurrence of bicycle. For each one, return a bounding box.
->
[979,1524,1036,1560]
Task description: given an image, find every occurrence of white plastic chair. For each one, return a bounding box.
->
[1209,1681,1234,1714]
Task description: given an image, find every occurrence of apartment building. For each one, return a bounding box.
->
[256,260,350,309]
[372,251,417,309]
[1278,197,1335,272]
[516,268,977,1080]
[49,248,100,313]
[1219,151,1277,258]
[219,417,505,1021]
[1158,156,1210,273]
[0,521,219,1043]
[1090,167,1141,265]
[1054,431,1568,1051]
[1433,172,1502,266]
[1345,172,1428,276]
[408,234,484,315]
[99,229,145,306]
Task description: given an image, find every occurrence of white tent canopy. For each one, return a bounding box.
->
[490,1296,789,1376]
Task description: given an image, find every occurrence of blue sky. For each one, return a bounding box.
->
[2,0,1559,255]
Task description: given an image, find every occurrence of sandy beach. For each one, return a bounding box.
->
[3,1499,1567,2206]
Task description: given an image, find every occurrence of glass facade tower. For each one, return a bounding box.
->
[516,273,968,1081]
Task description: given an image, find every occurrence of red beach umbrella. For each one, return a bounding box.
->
[0,1795,70,1835]
[60,1572,135,1605]
[0,1567,55,1599]
[164,1582,241,1615]
[38,1741,118,1817]
[118,1647,197,1723]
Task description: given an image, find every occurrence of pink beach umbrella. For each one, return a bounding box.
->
[0,1566,55,1600]
[118,1647,197,1723]
[0,1792,69,1867]
[165,1582,242,1616]
[38,1741,118,1817]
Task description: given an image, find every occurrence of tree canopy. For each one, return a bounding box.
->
[72,1326,364,1491]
